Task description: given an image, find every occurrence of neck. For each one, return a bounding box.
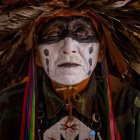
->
[51,77,90,101]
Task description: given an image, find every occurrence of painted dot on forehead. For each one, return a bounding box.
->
[44,49,49,56]
[89,58,92,66]
[89,47,93,54]
[46,58,49,66]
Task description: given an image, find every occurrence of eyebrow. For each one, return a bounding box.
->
[68,18,93,30]
[43,19,66,30]
[43,16,93,29]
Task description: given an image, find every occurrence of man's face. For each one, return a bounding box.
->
[38,16,100,85]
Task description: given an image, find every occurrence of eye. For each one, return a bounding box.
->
[43,30,61,40]
[73,25,89,39]
[50,31,59,37]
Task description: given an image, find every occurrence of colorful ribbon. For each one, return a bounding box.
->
[102,57,121,140]
[20,52,37,140]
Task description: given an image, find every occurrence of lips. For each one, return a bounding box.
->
[58,62,81,67]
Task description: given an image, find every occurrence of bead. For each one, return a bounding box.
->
[89,130,96,137]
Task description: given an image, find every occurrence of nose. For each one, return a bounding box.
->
[62,37,78,55]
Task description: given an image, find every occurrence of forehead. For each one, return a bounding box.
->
[39,16,93,28]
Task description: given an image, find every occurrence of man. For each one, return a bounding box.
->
[0,0,140,140]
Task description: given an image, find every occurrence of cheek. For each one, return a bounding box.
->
[44,49,49,56]
[87,70,92,75]
[38,47,48,64]
[38,42,63,70]
[89,46,93,54]
[46,58,49,66]
[78,43,99,74]
[78,43,96,66]
[90,46,100,70]
[88,58,92,66]
[47,67,50,73]
[38,46,51,74]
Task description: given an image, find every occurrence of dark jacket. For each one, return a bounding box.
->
[0,73,140,140]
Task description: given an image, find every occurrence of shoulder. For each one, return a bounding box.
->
[112,85,140,140]
[112,86,140,116]
[0,82,26,140]
[0,82,26,103]
[0,82,26,119]
[0,82,26,94]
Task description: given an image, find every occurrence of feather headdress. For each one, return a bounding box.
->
[0,1,140,140]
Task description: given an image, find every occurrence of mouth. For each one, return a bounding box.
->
[58,62,81,68]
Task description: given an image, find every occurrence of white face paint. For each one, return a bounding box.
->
[38,37,100,85]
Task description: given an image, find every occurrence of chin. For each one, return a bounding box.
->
[52,74,88,86]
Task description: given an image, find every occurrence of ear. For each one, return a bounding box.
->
[98,35,106,62]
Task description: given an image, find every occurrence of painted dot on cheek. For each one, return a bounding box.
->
[89,47,93,54]
[46,59,49,66]
[87,70,92,76]
[44,49,49,56]
[89,58,92,66]
[47,67,49,73]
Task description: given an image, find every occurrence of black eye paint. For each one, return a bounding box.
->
[44,49,49,56]
[37,16,99,45]
[89,58,92,66]
[87,70,92,75]
[89,47,93,54]
[46,58,49,65]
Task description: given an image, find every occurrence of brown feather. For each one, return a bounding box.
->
[103,25,128,75]
[0,36,23,66]
[24,22,35,50]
